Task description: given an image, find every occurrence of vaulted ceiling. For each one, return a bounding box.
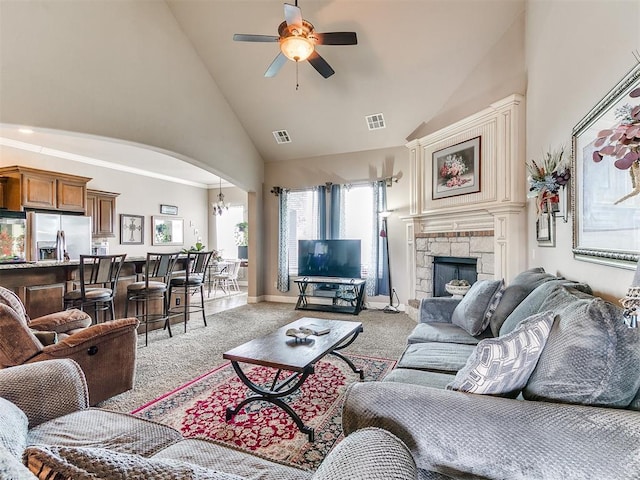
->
[0,0,527,184]
[167,0,526,164]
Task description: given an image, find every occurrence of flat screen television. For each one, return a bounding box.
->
[298,239,362,279]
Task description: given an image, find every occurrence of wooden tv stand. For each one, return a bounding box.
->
[293,277,366,315]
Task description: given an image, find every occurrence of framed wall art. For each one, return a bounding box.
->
[536,212,555,247]
[120,214,144,245]
[160,204,178,215]
[152,216,184,246]
[432,136,481,199]
[571,63,640,266]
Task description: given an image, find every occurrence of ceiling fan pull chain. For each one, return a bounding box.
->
[296,61,300,91]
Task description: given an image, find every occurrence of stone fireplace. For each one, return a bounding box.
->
[416,231,493,299]
[404,95,527,319]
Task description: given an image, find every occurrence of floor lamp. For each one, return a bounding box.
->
[380,211,399,313]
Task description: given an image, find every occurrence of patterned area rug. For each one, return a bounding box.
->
[131,354,394,470]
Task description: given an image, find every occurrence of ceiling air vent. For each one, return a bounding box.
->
[272,130,291,144]
[366,113,386,130]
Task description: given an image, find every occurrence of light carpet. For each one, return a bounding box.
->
[131,354,395,470]
[100,302,415,413]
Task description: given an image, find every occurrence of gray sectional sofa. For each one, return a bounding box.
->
[343,267,640,479]
[0,359,417,480]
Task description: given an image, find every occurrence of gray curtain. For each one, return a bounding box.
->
[366,181,387,297]
[329,184,341,239]
[277,189,290,292]
[317,185,327,240]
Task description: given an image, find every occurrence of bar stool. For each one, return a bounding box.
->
[64,254,127,324]
[167,250,214,332]
[124,252,180,346]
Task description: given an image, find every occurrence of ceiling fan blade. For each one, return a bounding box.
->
[314,32,358,46]
[284,3,303,26]
[307,51,335,78]
[264,52,288,77]
[233,34,279,43]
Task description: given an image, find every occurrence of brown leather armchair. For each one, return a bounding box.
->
[0,286,139,406]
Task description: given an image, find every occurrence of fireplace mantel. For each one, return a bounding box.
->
[404,95,527,309]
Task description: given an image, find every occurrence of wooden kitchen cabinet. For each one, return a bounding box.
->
[87,189,119,237]
[0,165,91,212]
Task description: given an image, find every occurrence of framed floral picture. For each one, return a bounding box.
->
[432,136,481,199]
[120,214,144,245]
[571,63,640,266]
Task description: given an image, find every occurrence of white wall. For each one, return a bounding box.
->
[525,0,639,302]
[0,145,208,257]
[0,0,265,294]
[0,0,263,192]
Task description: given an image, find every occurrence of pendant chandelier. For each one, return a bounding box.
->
[212,178,230,216]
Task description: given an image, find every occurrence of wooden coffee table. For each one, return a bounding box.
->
[223,317,364,441]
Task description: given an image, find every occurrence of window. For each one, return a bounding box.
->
[343,185,374,277]
[216,206,244,259]
[286,185,374,278]
[287,190,320,275]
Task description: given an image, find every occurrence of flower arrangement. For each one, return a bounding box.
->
[592,86,640,204]
[527,147,570,216]
[439,154,470,188]
[593,88,640,168]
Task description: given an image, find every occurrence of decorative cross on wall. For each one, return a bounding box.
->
[125,217,142,242]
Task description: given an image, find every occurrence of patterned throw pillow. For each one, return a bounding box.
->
[446,311,556,397]
[451,279,504,336]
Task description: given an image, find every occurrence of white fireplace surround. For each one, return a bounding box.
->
[404,95,527,315]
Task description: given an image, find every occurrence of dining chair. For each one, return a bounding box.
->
[63,254,127,324]
[167,250,214,332]
[209,260,231,296]
[124,252,180,346]
[226,259,242,292]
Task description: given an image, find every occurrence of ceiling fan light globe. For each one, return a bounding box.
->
[280,36,314,62]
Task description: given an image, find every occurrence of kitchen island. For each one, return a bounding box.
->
[0,257,190,325]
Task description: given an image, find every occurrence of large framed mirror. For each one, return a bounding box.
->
[152,216,184,246]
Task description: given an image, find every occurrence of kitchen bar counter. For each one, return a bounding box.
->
[0,256,188,320]
[0,256,150,270]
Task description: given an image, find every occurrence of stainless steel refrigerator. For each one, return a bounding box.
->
[27,212,92,261]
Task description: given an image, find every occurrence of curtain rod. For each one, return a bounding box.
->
[270,174,400,196]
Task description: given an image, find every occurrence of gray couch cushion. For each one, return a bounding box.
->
[312,428,416,480]
[154,439,312,480]
[27,409,183,457]
[407,322,490,345]
[24,445,244,480]
[451,280,504,336]
[489,267,558,336]
[0,397,28,459]
[499,280,593,336]
[383,368,456,389]
[343,381,640,480]
[446,311,555,398]
[523,289,640,407]
[397,342,476,373]
[418,297,461,323]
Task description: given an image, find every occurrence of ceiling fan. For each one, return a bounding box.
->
[233,1,357,79]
